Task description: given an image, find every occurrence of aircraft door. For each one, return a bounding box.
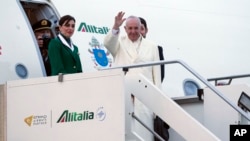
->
[20,0,60,76]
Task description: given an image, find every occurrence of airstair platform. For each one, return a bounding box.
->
[1,69,250,141]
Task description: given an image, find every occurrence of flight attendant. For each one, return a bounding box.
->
[48,15,82,75]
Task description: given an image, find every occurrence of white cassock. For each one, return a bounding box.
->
[104,31,161,141]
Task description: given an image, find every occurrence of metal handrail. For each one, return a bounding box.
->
[207,74,250,86]
[101,59,250,121]
[132,113,165,141]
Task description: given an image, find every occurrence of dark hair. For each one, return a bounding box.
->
[139,17,147,30]
[59,15,75,26]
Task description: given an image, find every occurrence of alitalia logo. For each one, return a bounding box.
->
[57,110,94,123]
[78,22,110,34]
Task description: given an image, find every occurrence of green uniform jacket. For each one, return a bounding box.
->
[48,37,82,76]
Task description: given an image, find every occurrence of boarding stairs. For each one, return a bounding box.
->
[1,60,250,141]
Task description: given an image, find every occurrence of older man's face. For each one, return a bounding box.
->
[124,18,141,42]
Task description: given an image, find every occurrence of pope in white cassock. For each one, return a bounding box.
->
[103,11,161,141]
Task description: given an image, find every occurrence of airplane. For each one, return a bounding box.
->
[1,0,250,140]
[1,0,250,98]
